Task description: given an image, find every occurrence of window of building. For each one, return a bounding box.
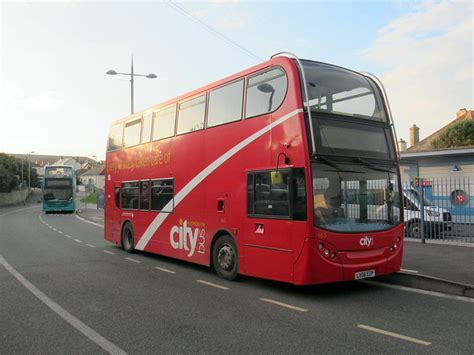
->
[107,123,123,151]
[140,181,150,210]
[121,182,139,210]
[245,68,287,119]
[141,113,152,144]
[151,179,174,212]
[207,80,244,128]
[123,119,142,147]
[177,95,206,135]
[153,105,176,141]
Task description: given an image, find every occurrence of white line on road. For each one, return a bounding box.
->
[362,280,474,304]
[86,244,96,248]
[125,257,140,263]
[197,280,229,290]
[154,267,176,274]
[0,254,126,355]
[400,268,419,273]
[259,298,308,312]
[57,231,63,234]
[74,213,103,228]
[357,324,431,346]
[52,228,57,231]
[65,234,72,239]
[74,239,83,243]
[103,250,116,255]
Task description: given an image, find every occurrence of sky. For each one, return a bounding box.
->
[0,0,472,160]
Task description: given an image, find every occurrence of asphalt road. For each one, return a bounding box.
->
[1,195,473,353]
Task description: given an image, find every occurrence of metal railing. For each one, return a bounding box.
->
[403,177,473,243]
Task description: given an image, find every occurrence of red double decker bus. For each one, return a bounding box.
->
[104,53,403,285]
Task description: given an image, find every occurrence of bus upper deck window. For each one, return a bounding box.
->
[245,68,288,119]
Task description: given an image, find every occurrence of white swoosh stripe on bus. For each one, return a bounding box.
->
[135,108,303,250]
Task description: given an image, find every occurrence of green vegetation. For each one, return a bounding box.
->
[0,153,39,193]
[80,192,97,204]
[431,120,474,149]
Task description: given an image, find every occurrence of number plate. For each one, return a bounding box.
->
[355,269,375,280]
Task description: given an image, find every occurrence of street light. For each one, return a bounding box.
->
[106,56,157,114]
[28,151,35,190]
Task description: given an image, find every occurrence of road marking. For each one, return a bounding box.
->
[125,257,140,263]
[154,267,176,274]
[65,234,72,239]
[74,239,83,243]
[362,280,474,304]
[74,212,103,228]
[259,298,308,312]
[103,250,116,255]
[52,228,57,231]
[197,280,229,290]
[0,254,126,355]
[57,231,63,234]
[86,244,96,248]
[357,324,431,346]
[400,268,419,273]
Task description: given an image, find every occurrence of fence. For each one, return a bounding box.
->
[403,177,473,243]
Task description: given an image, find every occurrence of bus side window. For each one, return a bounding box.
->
[247,170,290,218]
[245,67,288,119]
[151,179,174,212]
[114,187,120,208]
[177,95,206,135]
[122,182,139,210]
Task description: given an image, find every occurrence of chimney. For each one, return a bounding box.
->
[397,138,407,152]
[456,108,467,119]
[410,124,419,147]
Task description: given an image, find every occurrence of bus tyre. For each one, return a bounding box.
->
[407,220,422,239]
[122,223,135,253]
[212,235,238,281]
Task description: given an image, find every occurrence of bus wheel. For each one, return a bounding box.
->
[122,223,135,253]
[407,220,422,239]
[212,235,238,281]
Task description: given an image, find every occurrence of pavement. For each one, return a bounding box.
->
[76,207,474,294]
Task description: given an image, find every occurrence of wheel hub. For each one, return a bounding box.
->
[217,244,234,271]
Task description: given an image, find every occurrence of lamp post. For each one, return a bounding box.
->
[106,56,157,114]
[28,151,35,190]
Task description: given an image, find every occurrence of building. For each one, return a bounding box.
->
[399,108,474,180]
[78,165,105,190]
[398,109,473,223]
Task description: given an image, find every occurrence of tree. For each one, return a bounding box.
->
[0,153,39,190]
[0,166,19,193]
[431,120,474,149]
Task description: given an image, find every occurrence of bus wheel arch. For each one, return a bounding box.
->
[211,231,239,281]
[121,220,135,253]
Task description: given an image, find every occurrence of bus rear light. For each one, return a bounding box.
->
[330,253,336,259]
[319,243,324,250]
[324,249,330,256]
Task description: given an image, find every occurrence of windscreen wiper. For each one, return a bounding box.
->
[354,157,394,173]
[314,155,362,174]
